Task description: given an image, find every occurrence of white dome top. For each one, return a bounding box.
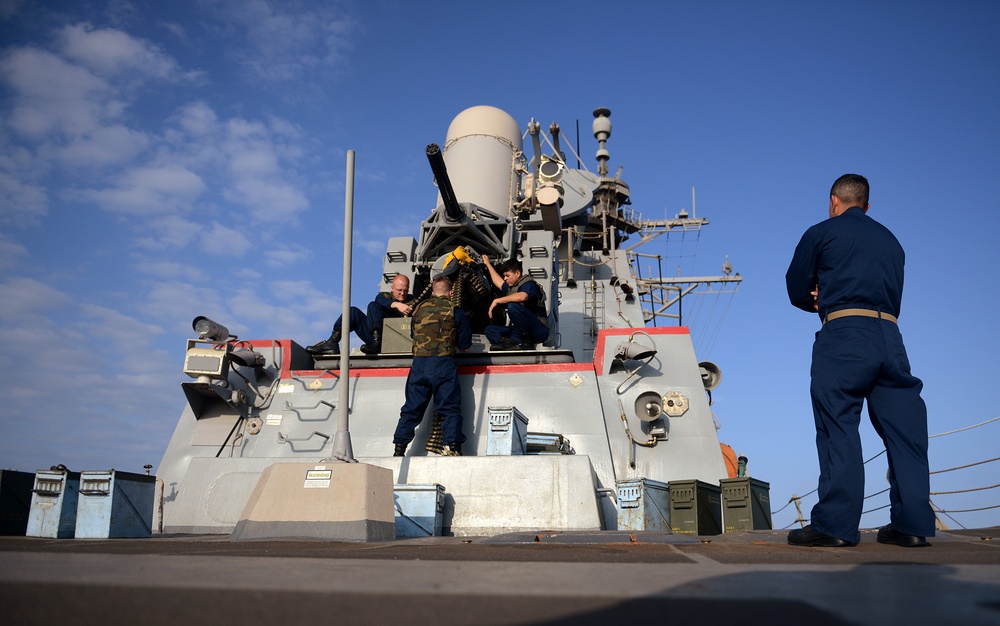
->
[445,105,522,150]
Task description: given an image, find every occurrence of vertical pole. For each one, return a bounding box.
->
[332,150,357,462]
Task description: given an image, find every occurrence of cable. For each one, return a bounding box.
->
[931,455,1000,475]
[930,414,1000,438]
[931,482,1000,495]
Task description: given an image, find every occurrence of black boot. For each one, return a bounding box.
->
[393,443,407,457]
[442,442,462,456]
[361,329,382,355]
[306,329,340,355]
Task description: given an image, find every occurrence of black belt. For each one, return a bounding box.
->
[823,308,898,324]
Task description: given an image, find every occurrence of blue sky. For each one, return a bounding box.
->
[1,0,997,530]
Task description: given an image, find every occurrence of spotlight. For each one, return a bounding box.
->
[613,341,657,362]
[183,341,230,381]
[228,349,265,369]
[620,282,635,303]
[192,316,230,342]
[611,331,659,393]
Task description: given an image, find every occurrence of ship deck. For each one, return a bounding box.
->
[3,528,998,625]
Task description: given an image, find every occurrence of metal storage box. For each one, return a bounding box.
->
[75,470,156,538]
[393,483,445,538]
[525,433,572,455]
[668,479,722,535]
[381,317,413,354]
[26,469,80,538]
[720,477,772,531]
[616,478,670,531]
[486,406,528,455]
[0,469,35,535]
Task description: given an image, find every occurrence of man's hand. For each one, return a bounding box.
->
[392,301,413,316]
[811,285,819,312]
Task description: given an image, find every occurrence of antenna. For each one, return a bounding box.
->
[692,187,696,219]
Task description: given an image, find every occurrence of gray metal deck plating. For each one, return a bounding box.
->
[3,528,998,625]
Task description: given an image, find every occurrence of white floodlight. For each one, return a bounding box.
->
[192,316,230,342]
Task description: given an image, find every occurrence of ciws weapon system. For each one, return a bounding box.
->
[159,105,747,535]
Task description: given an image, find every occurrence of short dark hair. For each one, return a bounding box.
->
[831,174,869,208]
[499,259,523,275]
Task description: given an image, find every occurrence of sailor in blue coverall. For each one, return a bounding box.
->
[481,256,549,350]
[785,174,934,548]
[306,274,414,355]
[393,276,472,457]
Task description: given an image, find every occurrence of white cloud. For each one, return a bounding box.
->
[0,47,110,138]
[0,279,178,474]
[134,260,209,282]
[203,0,358,82]
[53,124,150,169]
[264,245,311,267]
[224,177,309,221]
[218,116,310,221]
[199,222,253,256]
[83,164,206,215]
[0,277,71,319]
[0,234,28,271]
[141,280,229,332]
[134,214,203,250]
[77,301,164,347]
[0,170,48,226]
[57,22,181,80]
[268,279,339,317]
[175,101,219,138]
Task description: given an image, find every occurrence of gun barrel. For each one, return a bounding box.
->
[426,144,464,222]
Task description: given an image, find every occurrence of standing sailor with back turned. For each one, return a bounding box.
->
[393,275,472,457]
[785,174,934,548]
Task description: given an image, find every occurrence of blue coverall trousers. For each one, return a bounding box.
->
[332,300,394,346]
[484,302,548,345]
[332,306,373,345]
[809,316,934,542]
[393,356,465,447]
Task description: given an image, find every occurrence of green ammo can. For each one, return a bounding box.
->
[668,479,722,535]
[720,477,772,531]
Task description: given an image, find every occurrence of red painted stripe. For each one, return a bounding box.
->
[592,326,689,372]
[251,328,689,380]
[292,361,593,379]
[246,339,293,378]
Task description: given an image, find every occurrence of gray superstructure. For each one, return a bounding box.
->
[157,105,745,536]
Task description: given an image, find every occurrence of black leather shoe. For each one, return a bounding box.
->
[515,343,536,350]
[788,525,858,547]
[393,443,406,457]
[306,338,339,355]
[877,524,930,547]
[307,330,341,355]
[490,337,518,352]
[360,329,382,355]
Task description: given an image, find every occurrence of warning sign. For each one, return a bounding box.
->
[304,469,332,488]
